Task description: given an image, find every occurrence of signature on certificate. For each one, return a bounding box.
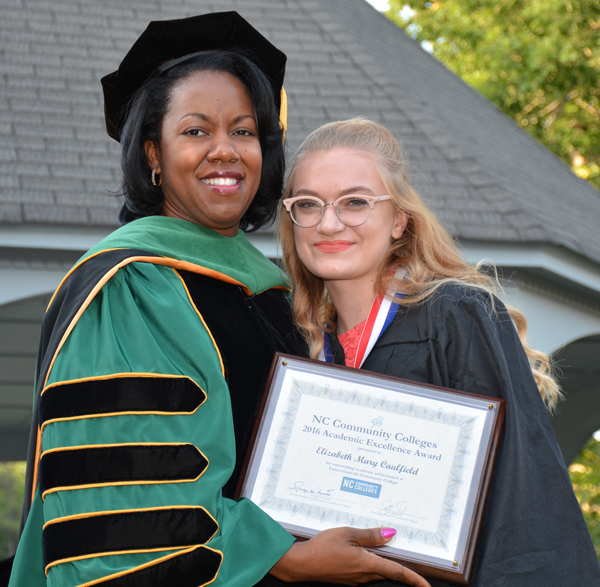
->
[376,500,412,519]
[290,481,334,497]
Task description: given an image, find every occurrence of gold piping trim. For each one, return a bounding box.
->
[43,255,247,391]
[72,545,224,587]
[41,441,202,457]
[33,253,248,500]
[42,476,203,499]
[30,426,41,506]
[43,504,216,528]
[172,270,225,377]
[41,410,200,435]
[41,372,206,397]
[45,546,189,574]
[44,506,221,579]
[256,284,290,295]
[46,248,126,311]
[40,443,208,500]
[39,373,207,434]
[47,250,252,312]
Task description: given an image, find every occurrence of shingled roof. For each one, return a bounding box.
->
[2,0,600,467]
[1,0,599,263]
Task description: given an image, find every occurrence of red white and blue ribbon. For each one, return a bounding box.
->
[320,288,403,367]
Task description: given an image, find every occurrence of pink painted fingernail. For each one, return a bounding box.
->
[381,528,396,539]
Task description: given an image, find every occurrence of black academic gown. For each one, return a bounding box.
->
[319,283,599,587]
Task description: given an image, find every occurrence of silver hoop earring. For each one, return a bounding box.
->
[151,168,162,187]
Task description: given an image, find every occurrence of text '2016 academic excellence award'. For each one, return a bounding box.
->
[237,354,505,586]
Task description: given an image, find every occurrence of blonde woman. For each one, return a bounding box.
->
[280,118,600,587]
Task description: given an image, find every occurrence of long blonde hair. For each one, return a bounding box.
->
[279,118,560,409]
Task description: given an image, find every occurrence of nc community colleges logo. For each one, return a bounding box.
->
[340,476,382,498]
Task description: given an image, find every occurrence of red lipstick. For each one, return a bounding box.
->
[314,240,354,253]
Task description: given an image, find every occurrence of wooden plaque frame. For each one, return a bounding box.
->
[237,353,505,585]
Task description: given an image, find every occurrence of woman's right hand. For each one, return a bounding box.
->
[269,527,431,586]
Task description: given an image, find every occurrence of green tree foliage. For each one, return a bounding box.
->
[0,462,26,559]
[570,436,600,557]
[386,0,600,189]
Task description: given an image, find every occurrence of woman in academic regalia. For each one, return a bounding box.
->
[279,118,600,586]
[9,14,429,587]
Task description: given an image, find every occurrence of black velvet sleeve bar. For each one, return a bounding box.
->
[91,546,222,587]
[40,375,206,427]
[39,443,208,497]
[43,506,219,568]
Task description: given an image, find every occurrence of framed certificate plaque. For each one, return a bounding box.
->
[237,353,505,585]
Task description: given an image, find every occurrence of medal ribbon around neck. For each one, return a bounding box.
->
[351,292,397,368]
[320,270,405,366]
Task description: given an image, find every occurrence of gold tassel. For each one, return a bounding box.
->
[280,87,288,142]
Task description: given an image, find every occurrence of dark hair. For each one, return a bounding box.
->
[118,50,284,231]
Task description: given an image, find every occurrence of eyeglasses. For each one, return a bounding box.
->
[282,194,391,228]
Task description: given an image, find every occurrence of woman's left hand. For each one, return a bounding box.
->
[269,526,431,586]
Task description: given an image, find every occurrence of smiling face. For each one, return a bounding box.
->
[292,147,408,290]
[145,70,262,237]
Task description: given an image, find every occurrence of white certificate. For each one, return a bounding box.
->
[238,354,505,586]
